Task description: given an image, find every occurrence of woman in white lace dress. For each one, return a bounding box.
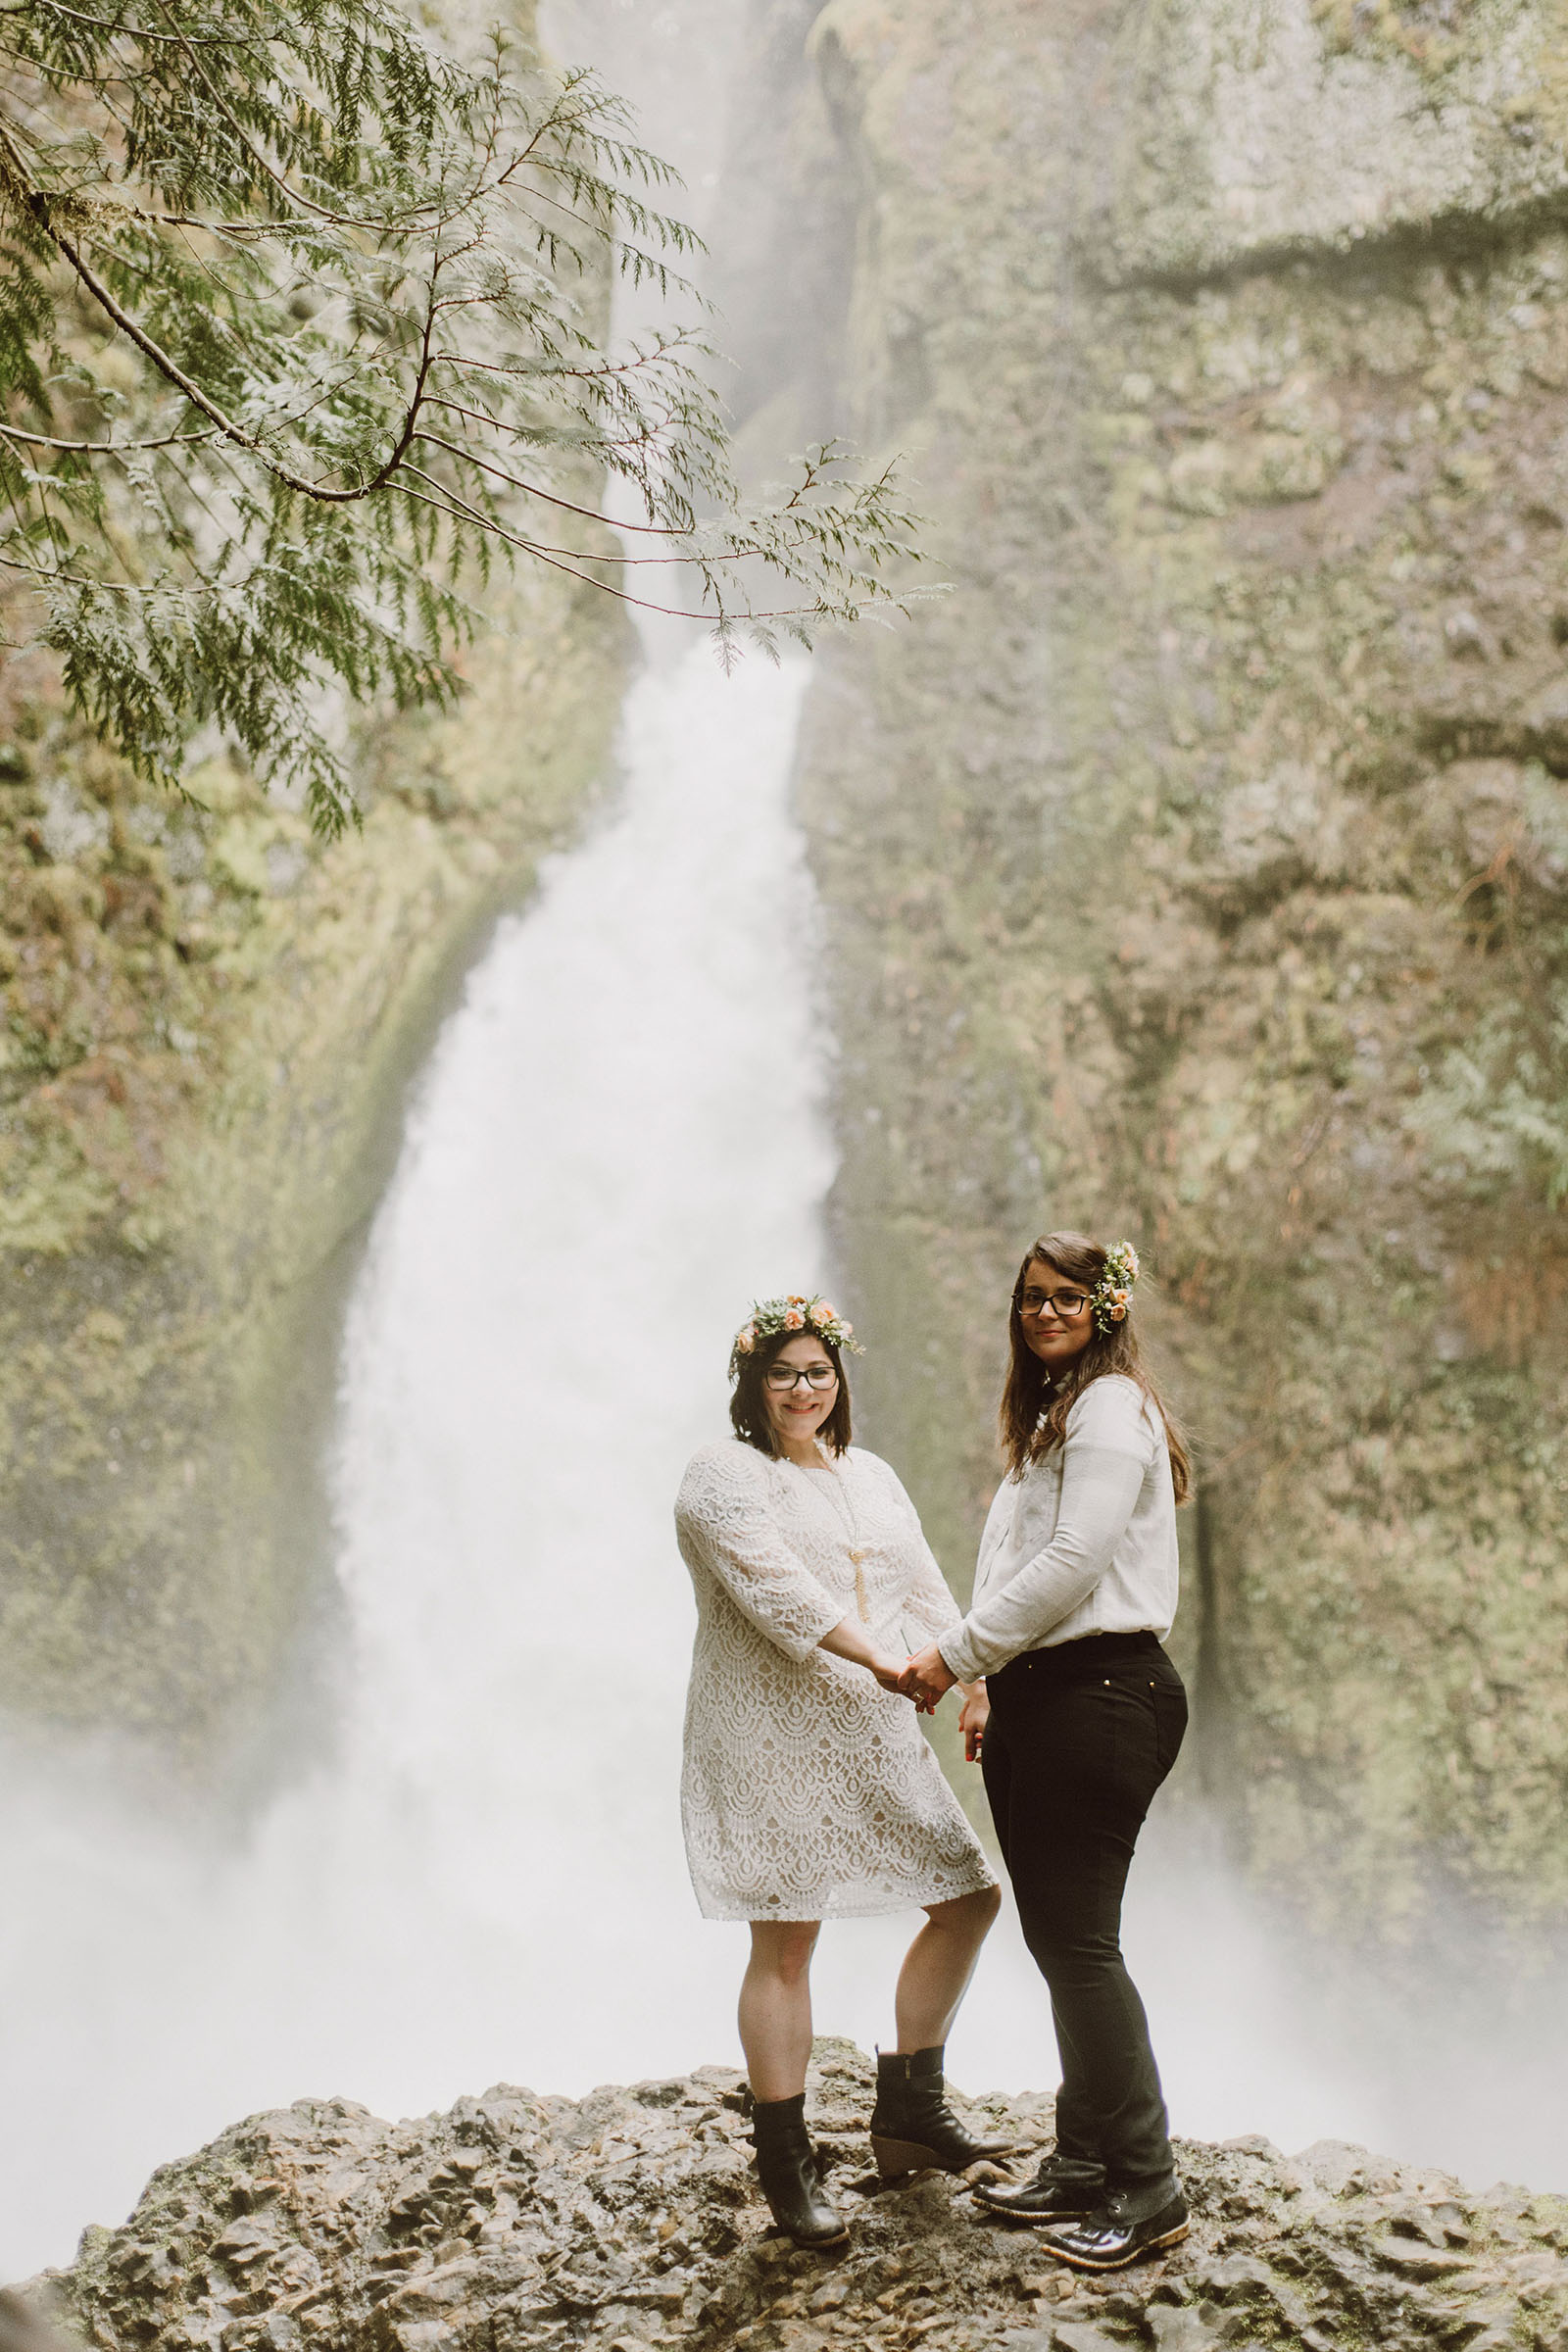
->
[674,1295,1004,2246]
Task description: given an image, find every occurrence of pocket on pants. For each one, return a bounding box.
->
[1151,1676,1189,1782]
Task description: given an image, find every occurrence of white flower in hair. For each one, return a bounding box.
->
[729,1293,864,1377]
[1090,1241,1141,1334]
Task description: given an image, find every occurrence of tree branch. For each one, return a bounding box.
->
[0,420,216,454]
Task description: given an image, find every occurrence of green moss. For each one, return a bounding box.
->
[796,0,1568,1932]
[0,565,627,1761]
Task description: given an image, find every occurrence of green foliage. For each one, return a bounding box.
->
[0,2,922,832]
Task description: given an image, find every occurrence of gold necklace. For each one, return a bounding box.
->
[808,1447,870,1622]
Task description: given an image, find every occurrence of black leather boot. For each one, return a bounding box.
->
[869,2046,1013,2177]
[751,2094,850,2248]
[1035,2183,1190,2270]
[973,2149,1105,2222]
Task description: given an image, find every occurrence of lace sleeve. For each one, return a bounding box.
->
[675,1445,845,1662]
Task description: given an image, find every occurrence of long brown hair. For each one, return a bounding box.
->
[1000,1230,1190,1500]
[731,1325,853,1458]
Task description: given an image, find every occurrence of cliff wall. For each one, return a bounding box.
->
[789,0,1568,1929]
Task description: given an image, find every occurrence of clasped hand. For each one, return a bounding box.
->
[863,1644,952,1706]
[872,1644,988,1762]
[895,1642,957,1711]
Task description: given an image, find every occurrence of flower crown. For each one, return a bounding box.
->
[1090,1240,1141,1335]
[730,1294,862,1378]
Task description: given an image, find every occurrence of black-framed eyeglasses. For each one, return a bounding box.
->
[1015,1287,1090,1320]
[763,1364,839,1393]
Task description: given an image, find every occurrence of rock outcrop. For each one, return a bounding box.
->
[17,2045,1568,2352]
[767,0,1568,1929]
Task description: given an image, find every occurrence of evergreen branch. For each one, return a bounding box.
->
[6,2,254,47]
[2,158,434,508]
[0,419,215,453]
[395,461,898,626]
[0,4,924,826]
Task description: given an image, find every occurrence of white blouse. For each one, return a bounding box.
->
[936,1374,1179,1684]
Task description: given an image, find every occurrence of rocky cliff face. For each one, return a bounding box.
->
[784,0,1568,1930]
[0,564,622,1763]
[18,2045,1568,2352]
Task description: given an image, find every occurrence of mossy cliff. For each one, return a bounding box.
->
[0,570,623,1761]
[0,22,628,1771]
[779,0,1568,1931]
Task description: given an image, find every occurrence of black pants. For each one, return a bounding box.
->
[982,1630,1188,2194]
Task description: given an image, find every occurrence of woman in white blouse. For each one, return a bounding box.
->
[675,1294,1004,2248]
[903,1232,1192,2276]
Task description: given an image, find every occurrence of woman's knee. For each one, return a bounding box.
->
[963,1883,1004,1931]
[750,1921,820,1983]
[1019,1914,1120,1982]
[925,1883,1003,1938]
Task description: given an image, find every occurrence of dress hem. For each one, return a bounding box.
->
[693,1864,999,1925]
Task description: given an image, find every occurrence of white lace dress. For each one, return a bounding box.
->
[674,1439,998,1922]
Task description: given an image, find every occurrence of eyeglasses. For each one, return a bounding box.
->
[1015,1287,1090,1321]
[763,1364,839,1393]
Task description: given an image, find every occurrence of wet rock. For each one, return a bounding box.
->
[1144,2310,1227,2352]
[13,2046,1566,2352]
[1048,2324,1125,2352]
[1371,2235,1474,2279]
[1293,2139,1372,2197]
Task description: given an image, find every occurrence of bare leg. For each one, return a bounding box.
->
[895,1885,1002,2052]
[739,1921,822,2102]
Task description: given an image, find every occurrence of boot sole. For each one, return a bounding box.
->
[871,2132,1010,2179]
[777,2222,851,2249]
[871,2132,946,2177]
[1045,2218,1191,2272]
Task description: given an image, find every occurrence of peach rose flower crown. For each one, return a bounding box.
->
[729,1294,862,1379]
[1089,1240,1141,1336]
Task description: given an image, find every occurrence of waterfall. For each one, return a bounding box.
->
[0,645,837,2276]
[0,636,1384,2288]
[4,647,1556,2288]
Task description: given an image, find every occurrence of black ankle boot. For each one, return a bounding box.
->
[1036,2183,1190,2271]
[869,2046,1013,2178]
[750,2094,850,2247]
[973,2149,1105,2222]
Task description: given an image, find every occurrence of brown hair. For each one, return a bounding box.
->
[1000,1230,1190,1500]
[731,1324,853,1458]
